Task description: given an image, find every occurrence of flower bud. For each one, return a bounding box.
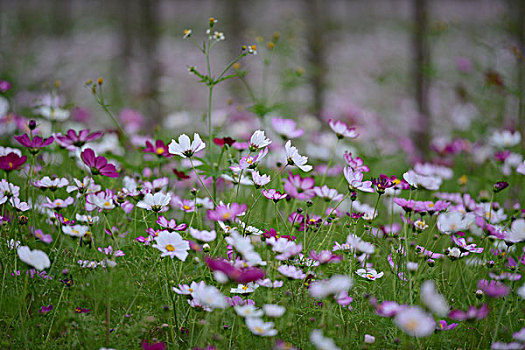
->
[28,120,37,130]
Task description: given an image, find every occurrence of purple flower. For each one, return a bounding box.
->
[141,340,166,350]
[343,152,369,172]
[436,320,458,331]
[144,139,171,158]
[477,280,510,298]
[205,257,265,283]
[309,250,342,264]
[371,174,395,193]
[157,216,187,231]
[14,134,54,154]
[81,148,119,178]
[34,229,53,244]
[0,152,27,171]
[207,203,246,222]
[55,129,103,149]
[283,173,315,200]
[493,181,509,193]
[451,235,483,254]
[39,304,53,314]
[393,198,416,212]
[448,304,489,321]
[0,80,11,92]
[74,307,91,313]
[262,188,287,202]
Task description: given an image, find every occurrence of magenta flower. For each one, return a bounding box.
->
[81,148,119,178]
[451,235,483,254]
[39,304,53,314]
[436,320,458,331]
[309,250,342,264]
[55,129,102,149]
[329,119,359,139]
[207,203,246,222]
[205,257,265,283]
[0,152,27,172]
[343,152,369,172]
[144,139,171,158]
[262,188,287,202]
[477,280,510,298]
[157,216,187,231]
[448,304,489,321]
[283,172,315,200]
[393,198,416,212]
[34,229,53,244]
[14,134,54,154]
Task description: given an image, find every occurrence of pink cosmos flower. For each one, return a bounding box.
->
[451,235,483,254]
[343,152,369,172]
[271,117,304,139]
[205,257,265,283]
[283,172,315,200]
[42,196,75,210]
[262,188,287,202]
[14,134,54,154]
[0,152,27,171]
[207,203,246,222]
[313,185,343,202]
[34,229,53,244]
[55,129,102,149]
[81,148,119,178]
[477,280,510,298]
[277,265,306,279]
[157,216,187,231]
[252,171,271,188]
[448,304,489,321]
[344,167,374,193]
[143,139,171,158]
[328,119,359,139]
[309,250,342,264]
[230,148,268,172]
[436,320,458,331]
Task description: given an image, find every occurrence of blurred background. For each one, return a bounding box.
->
[1,0,524,159]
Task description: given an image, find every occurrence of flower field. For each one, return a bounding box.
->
[1,10,525,350]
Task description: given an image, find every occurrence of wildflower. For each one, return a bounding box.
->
[34,229,53,244]
[212,31,225,41]
[343,152,369,172]
[436,320,458,331]
[489,130,521,148]
[246,318,278,337]
[62,224,89,237]
[284,140,312,172]
[207,203,246,222]
[230,148,268,172]
[278,265,306,279]
[493,181,509,193]
[42,196,75,210]
[213,136,235,147]
[437,212,468,234]
[477,280,510,298]
[447,247,467,260]
[192,284,228,310]
[414,163,453,180]
[137,192,171,212]
[66,176,100,196]
[394,306,435,337]
[87,190,115,210]
[234,305,263,318]
[9,197,31,211]
[356,268,383,280]
[152,230,190,261]
[310,329,341,350]
[252,171,271,188]
[448,304,489,321]
[81,148,119,178]
[414,219,429,232]
[0,152,27,171]
[420,280,449,316]
[183,29,192,39]
[140,340,166,350]
[346,234,375,254]
[504,219,525,244]
[74,307,91,314]
[263,304,285,318]
[262,188,287,202]
[344,168,374,193]
[283,173,315,200]
[14,134,54,154]
[34,177,69,190]
[309,250,342,264]
[189,227,216,242]
[271,118,304,139]
[168,133,205,158]
[313,185,343,202]
[230,282,259,294]
[17,246,50,271]
[309,275,353,299]
[451,235,483,253]
[143,139,171,158]
[364,334,375,344]
[39,305,53,314]
[157,216,186,231]
[242,44,258,55]
[403,170,442,191]
[55,129,102,149]
[249,130,271,151]
[205,257,265,283]
[328,119,358,139]
[490,342,523,349]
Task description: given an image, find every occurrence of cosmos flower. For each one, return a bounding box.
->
[252,171,271,188]
[309,275,353,299]
[420,280,449,316]
[42,196,75,210]
[263,304,286,318]
[191,284,228,310]
[262,188,287,202]
[230,148,268,172]
[403,170,442,191]
[328,119,358,139]
[81,148,119,178]
[62,224,89,237]
[448,304,489,321]
[14,134,54,154]
[477,280,510,298]
[451,235,483,253]
[394,306,435,337]
[207,203,246,222]
[437,212,468,234]
[245,317,278,337]
[204,257,265,283]
[277,265,306,279]
[33,177,69,190]
[152,230,190,261]
[0,152,27,172]
[137,192,171,212]
[271,117,304,139]
[234,304,264,318]
[143,139,171,157]
[249,130,271,151]
[284,140,312,172]
[55,129,102,150]
[313,185,344,202]
[344,168,374,193]
[489,130,521,148]
[310,329,340,350]
[283,173,315,200]
[157,216,187,231]
[343,152,369,172]
[189,227,217,242]
[168,133,205,158]
[230,282,259,294]
[356,268,383,280]
[17,246,51,271]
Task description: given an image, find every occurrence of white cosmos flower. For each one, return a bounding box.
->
[245,317,278,337]
[189,227,217,242]
[17,246,51,271]
[137,192,171,212]
[249,130,272,151]
[192,284,228,310]
[403,170,442,191]
[36,106,70,121]
[252,171,271,187]
[63,224,89,237]
[168,133,205,158]
[328,119,358,139]
[346,234,375,254]
[355,268,384,280]
[262,304,286,317]
[505,219,525,244]
[234,304,264,318]
[284,140,312,172]
[230,283,259,294]
[490,130,521,148]
[309,275,353,299]
[152,230,190,261]
[343,168,374,193]
[437,211,468,234]
[394,306,435,337]
[420,280,449,316]
[310,329,341,350]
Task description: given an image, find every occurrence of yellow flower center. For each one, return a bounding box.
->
[183,205,191,210]
[254,326,264,334]
[56,201,62,206]
[428,203,434,208]
[246,157,254,164]
[188,288,193,293]
[156,147,165,155]
[104,201,111,207]
[242,285,248,291]
[405,319,418,332]
[8,162,13,168]
[366,274,374,279]
[166,244,175,252]
[222,212,231,220]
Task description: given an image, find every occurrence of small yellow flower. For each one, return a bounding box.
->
[97,77,104,85]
